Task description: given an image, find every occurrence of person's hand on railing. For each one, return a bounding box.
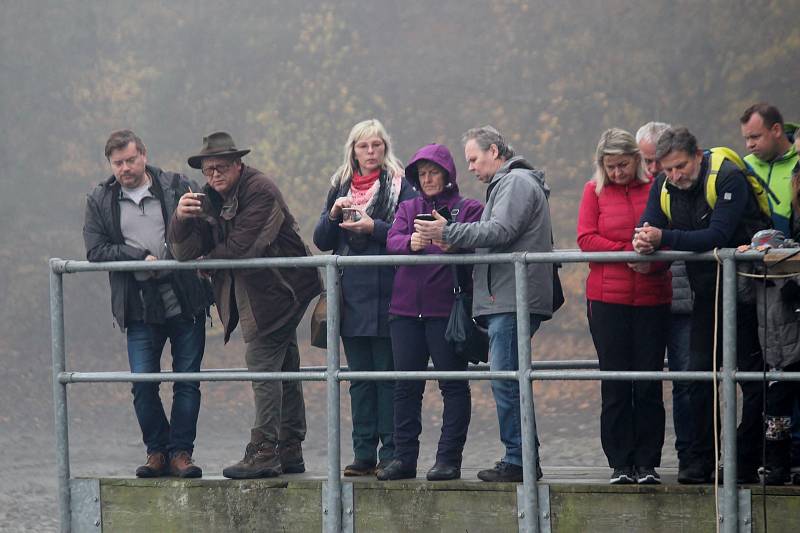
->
[633,222,661,254]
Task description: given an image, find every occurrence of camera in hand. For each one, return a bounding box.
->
[342,208,361,222]
[414,213,436,222]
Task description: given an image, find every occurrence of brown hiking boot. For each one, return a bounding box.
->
[135,451,168,478]
[170,451,202,478]
[222,441,282,479]
[344,459,376,477]
[278,441,305,474]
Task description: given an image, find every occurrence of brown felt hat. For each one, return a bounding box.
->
[187,131,251,169]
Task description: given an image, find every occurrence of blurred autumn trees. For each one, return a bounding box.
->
[1,0,798,361]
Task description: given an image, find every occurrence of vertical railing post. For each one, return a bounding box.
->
[721,255,738,533]
[50,259,71,532]
[323,260,342,533]
[515,258,540,533]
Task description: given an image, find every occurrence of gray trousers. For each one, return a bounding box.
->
[245,309,307,445]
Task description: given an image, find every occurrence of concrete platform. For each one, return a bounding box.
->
[71,467,800,532]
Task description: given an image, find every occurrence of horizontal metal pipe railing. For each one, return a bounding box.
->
[50,248,768,275]
[50,248,799,533]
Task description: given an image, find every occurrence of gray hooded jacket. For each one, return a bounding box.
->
[756,276,800,369]
[443,156,554,318]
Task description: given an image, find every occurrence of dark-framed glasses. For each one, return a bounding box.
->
[201,162,233,177]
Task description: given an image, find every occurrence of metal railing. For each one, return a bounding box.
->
[49,248,793,532]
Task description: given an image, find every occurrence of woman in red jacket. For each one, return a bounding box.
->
[577,128,672,485]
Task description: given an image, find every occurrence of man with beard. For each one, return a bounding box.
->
[83,129,211,478]
[634,127,768,484]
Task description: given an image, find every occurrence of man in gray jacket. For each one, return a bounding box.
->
[415,125,554,482]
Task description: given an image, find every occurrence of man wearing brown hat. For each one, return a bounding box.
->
[169,132,322,478]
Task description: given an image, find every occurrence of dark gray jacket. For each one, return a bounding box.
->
[670,261,693,315]
[83,165,212,330]
[756,276,800,369]
[443,156,554,318]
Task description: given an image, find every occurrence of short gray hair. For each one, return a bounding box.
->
[462,125,515,160]
[655,127,699,160]
[636,121,671,145]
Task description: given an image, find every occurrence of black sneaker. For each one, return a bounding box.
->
[610,467,635,484]
[477,461,523,482]
[635,466,661,485]
[762,466,790,485]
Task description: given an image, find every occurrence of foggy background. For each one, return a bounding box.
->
[1,0,798,530]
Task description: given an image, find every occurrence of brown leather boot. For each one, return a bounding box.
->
[135,451,168,478]
[170,451,202,478]
[222,440,282,479]
[278,441,305,474]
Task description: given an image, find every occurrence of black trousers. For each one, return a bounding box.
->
[587,301,669,469]
[389,316,471,467]
[685,298,764,472]
[765,360,800,470]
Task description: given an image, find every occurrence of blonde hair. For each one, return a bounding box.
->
[592,128,648,194]
[331,119,404,186]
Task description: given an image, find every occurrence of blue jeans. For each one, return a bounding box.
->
[126,314,205,455]
[667,313,693,465]
[486,313,542,467]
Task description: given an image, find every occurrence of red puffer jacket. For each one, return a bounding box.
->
[576,179,671,306]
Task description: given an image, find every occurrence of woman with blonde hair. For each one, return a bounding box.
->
[577,128,671,485]
[313,119,416,476]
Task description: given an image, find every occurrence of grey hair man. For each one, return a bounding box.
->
[636,122,671,179]
[414,125,556,482]
[633,127,768,484]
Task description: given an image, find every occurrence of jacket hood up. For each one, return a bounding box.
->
[405,143,459,197]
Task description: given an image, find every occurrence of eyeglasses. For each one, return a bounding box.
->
[201,162,234,177]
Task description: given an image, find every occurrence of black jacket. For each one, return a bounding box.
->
[639,154,770,297]
[83,165,212,329]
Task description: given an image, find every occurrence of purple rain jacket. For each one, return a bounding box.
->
[386,144,484,318]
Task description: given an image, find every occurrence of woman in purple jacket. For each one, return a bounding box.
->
[379,143,484,481]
